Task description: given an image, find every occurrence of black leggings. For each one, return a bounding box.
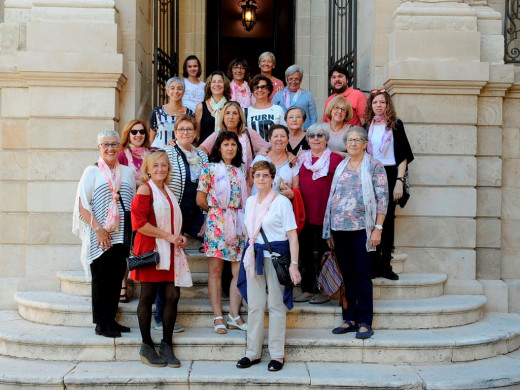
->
[137,282,180,347]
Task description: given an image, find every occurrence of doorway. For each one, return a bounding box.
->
[205,0,295,81]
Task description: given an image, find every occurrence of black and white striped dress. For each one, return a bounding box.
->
[77,165,136,263]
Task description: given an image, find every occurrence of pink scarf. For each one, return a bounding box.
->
[299,148,332,180]
[97,157,121,231]
[367,116,393,156]
[243,189,277,279]
[124,146,149,181]
[230,80,252,108]
[282,86,302,108]
[148,180,192,286]
[214,162,248,246]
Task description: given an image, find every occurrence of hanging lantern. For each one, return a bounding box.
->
[239,0,259,32]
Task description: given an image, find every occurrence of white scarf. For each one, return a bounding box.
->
[209,97,227,133]
[178,144,201,182]
[148,180,192,287]
[322,152,377,252]
[299,148,332,180]
[214,161,247,245]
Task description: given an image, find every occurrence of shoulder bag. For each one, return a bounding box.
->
[117,191,133,247]
[397,170,410,208]
[260,227,293,286]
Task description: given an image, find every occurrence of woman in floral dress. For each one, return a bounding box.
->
[196,131,248,334]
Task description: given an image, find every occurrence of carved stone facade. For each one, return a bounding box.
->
[0,0,519,313]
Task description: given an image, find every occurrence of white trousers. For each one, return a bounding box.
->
[246,255,287,360]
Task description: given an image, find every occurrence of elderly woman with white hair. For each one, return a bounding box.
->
[272,64,317,130]
[294,123,343,304]
[257,51,284,101]
[73,130,136,338]
[150,76,194,149]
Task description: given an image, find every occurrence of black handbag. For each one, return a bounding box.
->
[118,191,132,246]
[260,228,293,286]
[126,250,160,271]
[397,171,410,208]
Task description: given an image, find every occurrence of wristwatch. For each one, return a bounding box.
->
[374,224,383,230]
[396,177,405,183]
[290,261,298,265]
[94,226,101,233]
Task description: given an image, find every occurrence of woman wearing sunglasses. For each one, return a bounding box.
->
[117,119,151,303]
[365,89,414,280]
[294,124,343,304]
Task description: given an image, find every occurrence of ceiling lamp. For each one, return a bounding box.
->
[239,0,259,32]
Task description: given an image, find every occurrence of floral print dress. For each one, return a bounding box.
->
[197,163,246,261]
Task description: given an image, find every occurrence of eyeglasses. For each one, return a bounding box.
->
[332,106,347,113]
[287,78,300,83]
[370,88,386,94]
[346,138,363,144]
[253,172,271,179]
[308,133,325,139]
[130,129,146,135]
[254,84,269,90]
[176,128,195,134]
[99,143,120,149]
[287,115,303,120]
[232,66,246,71]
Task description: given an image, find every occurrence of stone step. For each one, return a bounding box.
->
[0,311,519,365]
[58,269,443,301]
[15,292,485,330]
[1,350,520,390]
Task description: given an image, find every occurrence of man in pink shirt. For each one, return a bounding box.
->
[322,65,367,127]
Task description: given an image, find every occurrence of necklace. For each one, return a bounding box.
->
[348,159,362,170]
[329,122,344,134]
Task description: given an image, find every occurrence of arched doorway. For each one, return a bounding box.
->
[205,0,295,79]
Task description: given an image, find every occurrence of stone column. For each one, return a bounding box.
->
[0,0,125,308]
[179,0,206,78]
[295,0,328,113]
[386,0,488,296]
[471,2,513,312]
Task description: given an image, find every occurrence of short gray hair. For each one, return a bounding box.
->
[305,123,330,143]
[165,77,185,91]
[97,130,120,145]
[258,51,276,65]
[343,126,368,144]
[285,64,303,79]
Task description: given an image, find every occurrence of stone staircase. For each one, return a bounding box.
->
[1,242,520,389]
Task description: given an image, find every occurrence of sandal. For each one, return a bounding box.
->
[119,286,129,303]
[236,356,261,369]
[267,359,284,371]
[227,314,247,331]
[213,316,227,334]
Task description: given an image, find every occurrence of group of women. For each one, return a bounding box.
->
[73,51,413,371]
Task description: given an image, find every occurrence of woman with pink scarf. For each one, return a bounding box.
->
[72,130,136,338]
[365,89,414,281]
[196,131,248,334]
[293,123,343,304]
[117,119,151,302]
[130,151,191,367]
[236,160,300,372]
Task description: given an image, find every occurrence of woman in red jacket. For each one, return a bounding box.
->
[130,151,192,368]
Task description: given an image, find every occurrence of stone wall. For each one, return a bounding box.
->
[0,0,125,309]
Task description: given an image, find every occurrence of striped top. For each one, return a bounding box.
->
[76,165,136,263]
[165,144,208,202]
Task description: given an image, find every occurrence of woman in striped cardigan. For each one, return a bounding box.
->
[165,114,208,241]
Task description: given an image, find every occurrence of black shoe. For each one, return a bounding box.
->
[332,320,359,334]
[356,323,374,339]
[110,320,130,333]
[159,340,181,368]
[267,359,284,371]
[95,324,121,338]
[236,357,261,369]
[140,343,167,367]
[380,270,399,280]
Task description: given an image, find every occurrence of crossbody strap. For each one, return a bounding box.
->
[245,129,256,160]
[259,227,274,255]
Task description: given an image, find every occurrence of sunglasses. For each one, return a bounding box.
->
[308,133,325,139]
[370,88,386,94]
[130,129,146,135]
[254,85,269,90]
